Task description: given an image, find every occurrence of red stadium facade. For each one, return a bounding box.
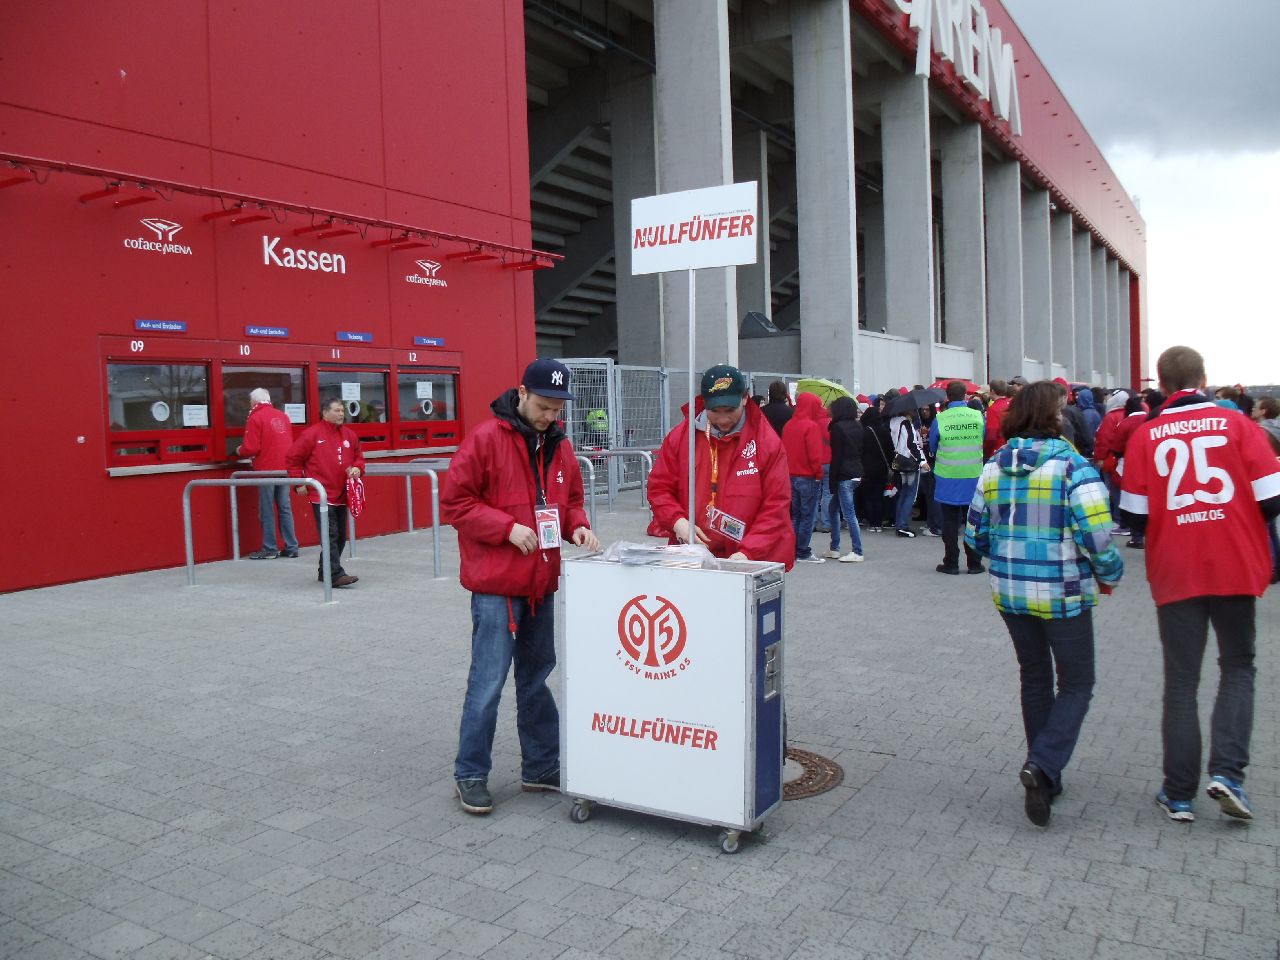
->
[2,0,1144,591]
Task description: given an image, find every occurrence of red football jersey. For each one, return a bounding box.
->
[1120,396,1280,606]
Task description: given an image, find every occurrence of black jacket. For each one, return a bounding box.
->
[828,397,865,490]
[761,400,792,437]
[860,407,892,482]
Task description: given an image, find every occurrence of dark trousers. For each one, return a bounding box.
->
[1001,610,1096,790]
[940,503,981,571]
[311,503,349,581]
[1157,596,1256,800]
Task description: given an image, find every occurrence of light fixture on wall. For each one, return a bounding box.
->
[571,28,607,52]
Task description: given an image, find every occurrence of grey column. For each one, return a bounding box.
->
[1073,230,1093,381]
[1091,247,1108,383]
[1106,258,1121,387]
[1119,267,1132,386]
[654,0,737,370]
[611,63,660,365]
[861,190,887,333]
[1050,211,1074,375]
[984,159,1023,381]
[881,72,935,381]
[938,122,986,382]
[732,130,771,320]
[1020,189,1051,373]
[791,0,860,386]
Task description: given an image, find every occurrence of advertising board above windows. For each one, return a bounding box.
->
[885,0,1023,136]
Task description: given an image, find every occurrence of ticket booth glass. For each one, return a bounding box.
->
[106,362,213,464]
[396,369,459,446]
[318,367,390,449]
[221,366,305,456]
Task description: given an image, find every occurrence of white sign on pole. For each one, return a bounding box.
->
[630,181,758,276]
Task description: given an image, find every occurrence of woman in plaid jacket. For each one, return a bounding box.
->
[965,381,1124,827]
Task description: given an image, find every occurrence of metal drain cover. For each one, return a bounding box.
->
[783,748,844,800]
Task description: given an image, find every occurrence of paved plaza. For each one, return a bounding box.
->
[1,501,1277,960]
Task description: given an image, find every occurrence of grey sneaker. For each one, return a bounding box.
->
[521,767,561,793]
[455,779,493,814]
[249,549,279,559]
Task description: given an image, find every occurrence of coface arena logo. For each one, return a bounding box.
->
[616,594,691,680]
[406,259,448,288]
[124,218,193,256]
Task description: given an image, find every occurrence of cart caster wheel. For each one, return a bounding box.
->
[718,829,741,854]
[570,800,592,824]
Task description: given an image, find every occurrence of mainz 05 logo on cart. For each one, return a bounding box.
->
[616,594,691,680]
[124,218,193,256]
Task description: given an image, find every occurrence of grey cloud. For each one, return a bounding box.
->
[1001,0,1280,155]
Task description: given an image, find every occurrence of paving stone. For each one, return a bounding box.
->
[2,509,1277,960]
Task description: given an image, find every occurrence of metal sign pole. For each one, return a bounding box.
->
[686,267,696,545]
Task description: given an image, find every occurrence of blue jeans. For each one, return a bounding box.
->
[790,476,821,560]
[816,465,832,530]
[258,483,297,552]
[455,594,559,782]
[1001,610,1095,790]
[827,478,863,556]
[894,470,920,532]
[1156,596,1255,801]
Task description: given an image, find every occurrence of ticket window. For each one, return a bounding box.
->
[222,366,306,456]
[396,369,459,446]
[317,368,389,449]
[106,362,213,464]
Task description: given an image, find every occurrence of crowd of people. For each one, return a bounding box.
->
[236,349,1278,830]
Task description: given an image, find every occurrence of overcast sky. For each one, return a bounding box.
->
[1001,0,1280,386]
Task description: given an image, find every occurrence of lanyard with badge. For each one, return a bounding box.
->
[703,423,747,542]
[532,437,561,550]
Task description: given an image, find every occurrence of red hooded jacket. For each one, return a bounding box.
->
[238,402,293,470]
[442,389,589,601]
[286,420,366,505]
[781,393,825,479]
[646,399,795,569]
[983,395,1012,460]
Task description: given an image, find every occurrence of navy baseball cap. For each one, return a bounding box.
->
[522,358,575,400]
[700,364,747,410]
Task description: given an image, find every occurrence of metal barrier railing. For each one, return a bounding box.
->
[363,463,445,579]
[575,456,597,531]
[185,477,335,603]
[229,470,355,560]
[230,468,445,576]
[581,449,656,516]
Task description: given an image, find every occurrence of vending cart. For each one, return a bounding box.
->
[561,552,784,853]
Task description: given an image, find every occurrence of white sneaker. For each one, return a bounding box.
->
[839,552,864,563]
[825,549,842,559]
[796,555,825,563]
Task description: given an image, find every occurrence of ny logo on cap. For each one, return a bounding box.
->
[551,371,564,385]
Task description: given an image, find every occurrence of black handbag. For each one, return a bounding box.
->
[891,453,920,474]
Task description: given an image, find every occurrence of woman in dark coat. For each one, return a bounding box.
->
[824,396,866,561]
[858,401,894,532]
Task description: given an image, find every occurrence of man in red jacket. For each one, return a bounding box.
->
[782,392,827,562]
[237,388,298,559]
[647,364,794,568]
[1122,345,1280,823]
[442,359,598,815]
[285,397,365,588]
